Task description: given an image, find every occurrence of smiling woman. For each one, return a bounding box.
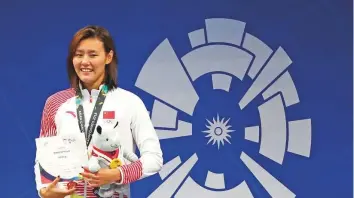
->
[34,25,163,198]
[67,26,118,92]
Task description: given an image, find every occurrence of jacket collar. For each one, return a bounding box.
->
[78,82,104,100]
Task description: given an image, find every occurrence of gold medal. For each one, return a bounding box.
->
[110,158,122,169]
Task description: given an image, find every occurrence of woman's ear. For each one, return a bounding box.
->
[105,50,113,64]
[97,125,102,135]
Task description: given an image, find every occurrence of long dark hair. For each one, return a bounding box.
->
[66,25,118,91]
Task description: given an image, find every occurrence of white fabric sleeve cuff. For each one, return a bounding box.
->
[115,167,124,185]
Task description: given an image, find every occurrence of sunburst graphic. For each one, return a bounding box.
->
[202,114,235,149]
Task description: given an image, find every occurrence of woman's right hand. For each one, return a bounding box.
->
[40,176,76,198]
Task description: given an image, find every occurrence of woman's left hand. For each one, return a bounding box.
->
[80,167,121,188]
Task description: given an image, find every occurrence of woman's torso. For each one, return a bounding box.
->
[49,87,138,198]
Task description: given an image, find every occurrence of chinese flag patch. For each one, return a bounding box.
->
[103,111,115,119]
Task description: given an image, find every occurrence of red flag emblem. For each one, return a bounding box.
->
[103,111,115,119]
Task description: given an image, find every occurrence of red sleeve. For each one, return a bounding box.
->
[120,160,143,184]
[39,97,57,137]
[39,89,75,137]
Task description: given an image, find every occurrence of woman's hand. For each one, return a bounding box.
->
[80,167,121,188]
[40,176,76,198]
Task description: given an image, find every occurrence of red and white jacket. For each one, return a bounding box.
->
[34,86,163,198]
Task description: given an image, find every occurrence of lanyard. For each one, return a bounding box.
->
[76,85,108,147]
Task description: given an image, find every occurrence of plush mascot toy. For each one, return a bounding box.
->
[87,123,138,197]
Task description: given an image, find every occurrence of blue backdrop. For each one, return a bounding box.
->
[1,0,352,197]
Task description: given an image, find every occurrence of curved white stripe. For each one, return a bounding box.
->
[212,73,232,92]
[205,171,225,189]
[188,28,206,48]
[182,45,252,81]
[205,18,246,46]
[287,119,312,157]
[258,94,287,164]
[175,177,253,198]
[242,33,273,79]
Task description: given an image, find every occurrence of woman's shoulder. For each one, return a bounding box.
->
[44,88,76,108]
[110,87,144,103]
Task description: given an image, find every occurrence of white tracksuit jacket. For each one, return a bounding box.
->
[34,85,163,198]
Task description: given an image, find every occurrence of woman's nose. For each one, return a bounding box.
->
[81,55,90,65]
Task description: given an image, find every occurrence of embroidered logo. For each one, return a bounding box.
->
[65,111,76,118]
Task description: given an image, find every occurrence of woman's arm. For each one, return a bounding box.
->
[117,95,163,185]
[34,96,58,195]
[34,89,75,197]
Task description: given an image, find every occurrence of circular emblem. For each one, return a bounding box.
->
[136,18,312,197]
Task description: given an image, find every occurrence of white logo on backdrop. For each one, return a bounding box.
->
[135,18,312,198]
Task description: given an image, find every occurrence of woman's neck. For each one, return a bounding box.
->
[82,81,103,93]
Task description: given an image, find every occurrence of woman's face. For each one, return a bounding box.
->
[73,38,112,88]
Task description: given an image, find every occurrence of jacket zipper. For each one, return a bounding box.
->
[85,95,92,197]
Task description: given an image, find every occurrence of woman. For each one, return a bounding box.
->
[34,25,163,198]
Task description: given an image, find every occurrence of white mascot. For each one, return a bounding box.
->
[87,123,138,197]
